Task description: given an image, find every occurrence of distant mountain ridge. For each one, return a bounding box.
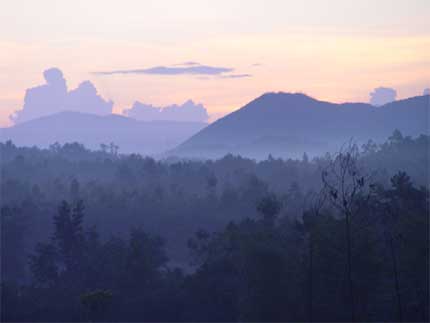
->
[1,111,206,156]
[2,93,428,159]
[173,92,429,159]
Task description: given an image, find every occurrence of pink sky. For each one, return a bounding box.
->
[1,0,429,126]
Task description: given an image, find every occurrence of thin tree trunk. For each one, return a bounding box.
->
[389,235,403,322]
[308,235,313,323]
[345,211,355,322]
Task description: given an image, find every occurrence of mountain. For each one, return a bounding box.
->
[1,111,206,156]
[173,93,429,159]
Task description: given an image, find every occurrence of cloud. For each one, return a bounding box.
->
[94,64,233,76]
[63,81,113,115]
[423,88,430,95]
[220,74,252,79]
[10,68,113,124]
[251,63,262,67]
[123,99,209,122]
[369,87,397,106]
[174,61,200,66]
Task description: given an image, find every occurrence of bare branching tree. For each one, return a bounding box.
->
[321,141,375,322]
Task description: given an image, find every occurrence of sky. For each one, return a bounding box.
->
[1,0,429,126]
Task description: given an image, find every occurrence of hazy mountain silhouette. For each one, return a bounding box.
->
[3,92,428,159]
[173,92,429,159]
[1,111,206,156]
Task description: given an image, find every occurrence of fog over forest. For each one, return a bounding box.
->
[1,4,429,320]
[2,101,429,321]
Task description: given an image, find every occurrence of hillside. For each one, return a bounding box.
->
[174,93,429,159]
[1,111,206,156]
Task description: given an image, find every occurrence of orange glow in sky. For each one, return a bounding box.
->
[1,0,429,126]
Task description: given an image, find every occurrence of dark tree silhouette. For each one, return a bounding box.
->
[321,143,374,322]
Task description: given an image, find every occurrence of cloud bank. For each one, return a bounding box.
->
[423,88,430,96]
[94,64,233,76]
[123,100,209,122]
[369,87,397,106]
[10,68,113,124]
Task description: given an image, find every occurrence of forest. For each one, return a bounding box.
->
[1,130,429,322]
